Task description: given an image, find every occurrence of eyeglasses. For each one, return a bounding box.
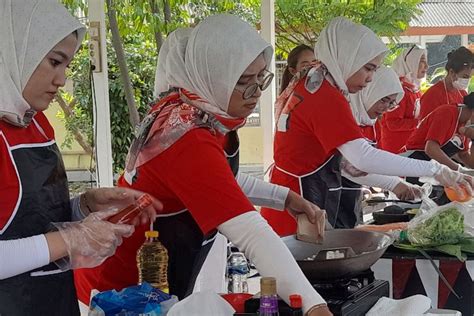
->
[380,96,398,111]
[234,69,274,100]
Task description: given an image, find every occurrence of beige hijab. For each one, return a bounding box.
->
[314,17,388,98]
[163,14,273,118]
[0,0,85,127]
[350,65,404,126]
[153,28,193,97]
[392,46,427,84]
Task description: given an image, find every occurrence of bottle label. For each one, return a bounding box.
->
[260,296,278,313]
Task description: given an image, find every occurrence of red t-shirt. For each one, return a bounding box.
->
[0,113,55,231]
[379,82,421,153]
[419,80,467,120]
[260,79,363,236]
[404,105,468,152]
[74,128,254,303]
[360,125,377,143]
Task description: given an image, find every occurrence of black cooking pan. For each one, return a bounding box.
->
[283,229,393,280]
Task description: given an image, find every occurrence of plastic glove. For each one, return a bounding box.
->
[392,181,424,201]
[340,156,368,177]
[81,187,163,226]
[52,208,134,270]
[459,126,474,140]
[433,163,474,196]
[457,165,474,177]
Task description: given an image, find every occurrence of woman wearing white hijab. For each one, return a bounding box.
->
[379,45,428,153]
[0,1,161,314]
[75,14,332,316]
[151,28,324,295]
[340,66,422,227]
[262,17,473,233]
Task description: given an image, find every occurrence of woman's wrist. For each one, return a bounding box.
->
[306,303,329,315]
[79,191,93,215]
[44,232,68,262]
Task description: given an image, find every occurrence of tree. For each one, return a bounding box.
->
[274,0,422,58]
[59,0,420,174]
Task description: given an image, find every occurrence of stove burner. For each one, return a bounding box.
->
[310,270,389,315]
[311,270,375,298]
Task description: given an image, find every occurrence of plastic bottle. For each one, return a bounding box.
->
[136,230,169,293]
[107,194,152,224]
[227,252,249,293]
[289,294,303,316]
[259,277,279,316]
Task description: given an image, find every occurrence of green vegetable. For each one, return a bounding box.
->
[408,207,464,247]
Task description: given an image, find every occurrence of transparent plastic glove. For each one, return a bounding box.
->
[434,164,474,196]
[457,165,474,177]
[340,156,368,177]
[82,187,163,225]
[392,181,424,201]
[52,208,134,270]
[459,126,474,140]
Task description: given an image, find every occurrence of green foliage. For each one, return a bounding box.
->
[275,0,421,59]
[61,0,420,174]
[61,34,156,173]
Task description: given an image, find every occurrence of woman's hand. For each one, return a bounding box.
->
[285,191,327,236]
[392,181,423,200]
[433,164,474,196]
[459,126,474,139]
[306,304,333,316]
[51,209,135,270]
[285,191,325,223]
[80,187,163,225]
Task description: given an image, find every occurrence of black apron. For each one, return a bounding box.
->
[406,136,464,205]
[406,136,464,185]
[0,142,79,316]
[337,137,377,228]
[150,130,240,300]
[299,155,344,228]
[337,177,363,228]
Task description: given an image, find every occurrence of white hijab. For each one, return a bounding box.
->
[0,0,85,127]
[153,28,192,97]
[350,65,404,126]
[392,46,427,84]
[314,17,388,97]
[163,14,273,117]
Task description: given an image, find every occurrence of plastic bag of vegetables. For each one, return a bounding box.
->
[406,200,469,247]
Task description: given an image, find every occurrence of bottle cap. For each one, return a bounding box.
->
[145,230,159,238]
[289,294,302,308]
[260,277,276,296]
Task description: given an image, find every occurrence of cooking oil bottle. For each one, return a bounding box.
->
[136,230,169,293]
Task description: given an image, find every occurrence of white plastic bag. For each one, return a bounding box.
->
[407,198,470,247]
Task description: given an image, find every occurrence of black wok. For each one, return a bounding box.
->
[283,229,393,280]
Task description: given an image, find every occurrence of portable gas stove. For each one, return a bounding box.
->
[311,270,389,316]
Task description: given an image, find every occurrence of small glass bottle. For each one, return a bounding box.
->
[259,277,279,316]
[136,230,169,293]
